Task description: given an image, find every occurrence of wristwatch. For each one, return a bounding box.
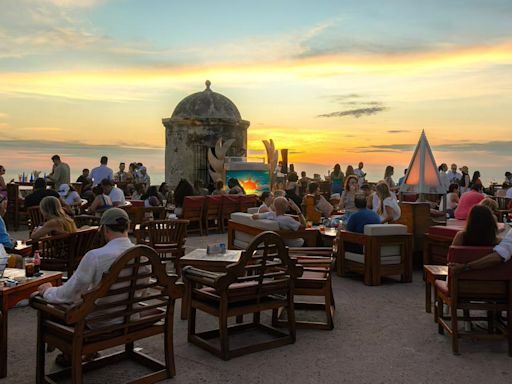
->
[463,263,471,272]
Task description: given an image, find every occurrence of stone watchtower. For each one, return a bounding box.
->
[162,81,250,187]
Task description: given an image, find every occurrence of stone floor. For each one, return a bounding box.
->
[3,231,512,383]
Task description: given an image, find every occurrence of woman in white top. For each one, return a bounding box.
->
[258,191,274,213]
[339,175,359,211]
[58,184,81,207]
[373,182,401,223]
[445,183,460,218]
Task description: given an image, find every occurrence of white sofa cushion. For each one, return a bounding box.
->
[364,224,408,236]
[230,212,280,231]
[247,207,259,214]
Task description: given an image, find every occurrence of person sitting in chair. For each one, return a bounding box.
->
[252,196,306,247]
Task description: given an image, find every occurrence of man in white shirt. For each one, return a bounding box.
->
[252,196,306,247]
[447,163,461,184]
[354,162,366,185]
[90,156,114,186]
[506,186,512,199]
[101,179,126,206]
[38,208,134,303]
[450,229,512,273]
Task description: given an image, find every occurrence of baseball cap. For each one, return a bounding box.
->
[100,207,129,225]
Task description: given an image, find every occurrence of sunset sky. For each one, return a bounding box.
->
[1,0,511,183]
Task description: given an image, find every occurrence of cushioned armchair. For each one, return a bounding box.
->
[435,245,512,355]
[336,224,413,286]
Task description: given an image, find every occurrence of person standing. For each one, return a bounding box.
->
[48,155,70,190]
[90,156,113,187]
[447,163,462,184]
[438,163,450,192]
[331,164,344,195]
[114,162,129,183]
[354,162,366,185]
[458,165,471,193]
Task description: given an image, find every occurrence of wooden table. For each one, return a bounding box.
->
[10,242,32,257]
[179,248,243,319]
[0,269,62,378]
[423,265,448,314]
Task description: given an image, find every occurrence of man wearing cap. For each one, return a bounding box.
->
[37,208,134,304]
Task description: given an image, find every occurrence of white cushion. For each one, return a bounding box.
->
[345,251,365,264]
[230,212,280,231]
[364,224,408,236]
[234,239,250,249]
[380,245,401,257]
[247,207,259,214]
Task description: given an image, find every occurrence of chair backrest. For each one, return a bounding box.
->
[72,227,100,269]
[142,206,167,221]
[240,195,259,213]
[35,232,75,274]
[205,195,223,218]
[66,245,182,334]
[219,231,298,300]
[27,206,45,230]
[74,214,101,228]
[182,196,205,220]
[447,245,512,298]
[222,195,242,217]
[6,184,20,226]
[141,219,188,248]
[303,195,321,224]
[363,224,408,236]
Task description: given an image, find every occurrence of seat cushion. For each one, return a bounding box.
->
[345,251,364,264]
[230,212,280,231]
[364,224,408,236]
[427,226,460,238]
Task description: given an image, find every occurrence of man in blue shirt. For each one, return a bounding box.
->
[346,193,381,234]
[90,156,113,187]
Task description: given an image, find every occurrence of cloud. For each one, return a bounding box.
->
[387,130,410,134]
[317,106,387,118]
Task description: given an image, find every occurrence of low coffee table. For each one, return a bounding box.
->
[423,265,448,314]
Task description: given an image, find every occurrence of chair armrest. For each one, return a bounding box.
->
[293,256,334,269]
[29,295,73,322]
[337,230,368,245]
[288,247,333,257]
[182,266,224,287]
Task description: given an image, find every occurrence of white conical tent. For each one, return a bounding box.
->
[399,131,446,194]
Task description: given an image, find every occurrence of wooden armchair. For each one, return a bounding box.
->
[239,194,258,213]
[205,195,223,233]
[336,224,412,286]
[27,206,45,233]
[30,245,183,383]
[180,196,206,235]
[220,195,242,232]
[435,246,512,355]
[135,219,189,275]
[73,214,101,228]
[276,247,335,330]
[6,183,27,231]
[32,227,99,277]
[423,226,460,266]
[302,195,321,224]
[182,231,301,360]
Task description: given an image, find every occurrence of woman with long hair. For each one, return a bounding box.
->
[345,165,355,177]
[141,185,161,207]
[384,165,397,191]
[445,183,460,218]
[331,163,344,195]
[258,191,274,213]
[30,196,77,240]
[174,178,195,216]
[452,205,498,246]
[339,175,359,211]
[470,170,482,189]
[372,182,401,223]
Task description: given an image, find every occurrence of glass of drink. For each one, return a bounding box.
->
[25,257,35,278]
[319,225,325,233]
[306,221,313,229]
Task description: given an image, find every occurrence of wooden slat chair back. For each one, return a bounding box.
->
[6,183,24,231]
[205,195,223,233]
[27,206,45,233]
[73,214,101,228]
[141,206,167,222]
[30,245,183,383]
[303,195,322,224]
[137,219,189,275]
[275,247,336,330]
[239,194,258,213]
[220,195,241,232]
[181,196,206,235]
[435,245,512,355]
[183,231,301,360]
[72,227,100,268]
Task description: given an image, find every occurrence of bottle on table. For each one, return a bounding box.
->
[33,250,41,274]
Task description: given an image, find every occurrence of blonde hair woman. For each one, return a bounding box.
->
[372,182,401,223]
[30,196,77,240]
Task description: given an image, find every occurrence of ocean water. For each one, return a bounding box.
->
[0,140,508,187]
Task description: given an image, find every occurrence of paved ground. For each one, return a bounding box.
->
[3,231,512,383]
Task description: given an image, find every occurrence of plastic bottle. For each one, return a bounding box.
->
[33,250,41,274]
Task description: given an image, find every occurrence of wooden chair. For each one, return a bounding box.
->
[27,206,45,233]
[423,226,460,266]
[183,231,301,360]
[136,219,189,275]
[204,195,223,233]
[6,183,27,231]
[302,195,322,224]
[73,214,101,228]
[239,194,258,213]
[32,227,99,277]
[180,196,206,235]
[336,224,413,286]
[276,247,335,330]
[30,245,183,383]
[220,195,241,232]
[434,246,512,356]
